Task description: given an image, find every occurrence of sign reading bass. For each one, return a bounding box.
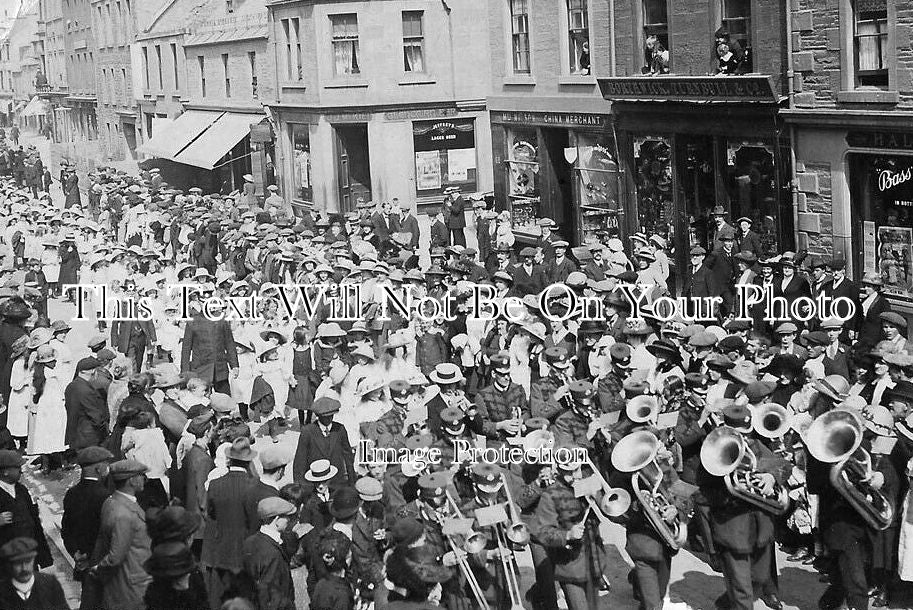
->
[878,167,913,192]
[597,76,778,102]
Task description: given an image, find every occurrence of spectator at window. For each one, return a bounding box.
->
[643,35,670,75]
[713,27,746,72]
[716,42,744,75]
[578,41,591,75]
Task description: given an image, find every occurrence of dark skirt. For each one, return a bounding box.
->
[287,375,312,411]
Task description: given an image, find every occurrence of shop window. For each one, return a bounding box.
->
[290,124,312,203]
[509,0,531,74]
[642,0,669,74]
[854,0,889,88]
[575,132,619,242]
[402,11,425,73]
[331,14,360,76]
[506,128,540,234]
[725,142,779,257]
[633,136,674,242]
[850,154,913,303]
[413,119,477,197]
[567,0,590,75]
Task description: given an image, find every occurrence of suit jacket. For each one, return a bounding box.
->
[181,315,239,383]
[62,477,111,557]
[293,422,356,486]
[64,376,108,450]
[0,483,51,568]
[397,213,421,250]
[430,218,448,248]
[111,319,157,353]
[91,492,152,610]
[548,257,577,284]
[241,531,296,610]
[370,212,396,243]
[202,469,255,571]
[476,217,492,265]
[447,195,466,228]
[830,277,862,334]
[685,264,714,299]
[0,573,69,610]
[181,444,214,539]
[511,263,547,296]
[243,479,280,533]
[857,295,891,352]
[735,230,762,255]
[775,275,812,319]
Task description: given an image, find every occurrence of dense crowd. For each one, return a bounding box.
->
[0,143,910,610]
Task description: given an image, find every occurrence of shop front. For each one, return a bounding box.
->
[489,110,620,246]
[599,76,794,294]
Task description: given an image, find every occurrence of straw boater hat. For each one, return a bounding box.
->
[305,459,338,482]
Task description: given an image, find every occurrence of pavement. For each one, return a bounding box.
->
[13,128,883,609]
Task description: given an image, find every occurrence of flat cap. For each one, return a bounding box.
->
[257,497,297,520]
[356,476,384,502]
[109,459,148,481]
[0,450,23,469]
[260,445,292,471]
[311,396,341,415]
[880,311,907,329]
[76,446,114,467]
[0,537,37,562]
[76,356,101,372]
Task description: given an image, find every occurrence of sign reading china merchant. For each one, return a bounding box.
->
[491,111,609,128]
[597,75,779,103]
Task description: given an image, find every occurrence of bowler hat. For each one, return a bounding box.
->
[144,541,196,579]
[329,487,361,519]
[226,437,256,462]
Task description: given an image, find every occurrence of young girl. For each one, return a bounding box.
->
[123,410,172,509]
[28,344,68,473]
[256,341,291,416]
[7,336,31,451]
[288,326,313,427]
[232,337,257,419]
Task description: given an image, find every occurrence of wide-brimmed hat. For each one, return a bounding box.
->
[146,506,203,544]
[645,339,681,362]
[813,374,850,402]
[305,459,339,482]
[356,375,385,397]
[143,541,196,579]
[27,327,53,350]
[226,437,256,462]
[329,487,361,519]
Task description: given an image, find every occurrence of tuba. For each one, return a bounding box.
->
[804,408,893,531]
[752,403,792,456]
[612,430,688,550]
[700,426,790,515]
[627,395,660,425]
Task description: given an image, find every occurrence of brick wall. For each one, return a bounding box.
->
[795,161,834,255]
[183,38,270,106]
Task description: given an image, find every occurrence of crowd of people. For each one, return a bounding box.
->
[0,139,909,610]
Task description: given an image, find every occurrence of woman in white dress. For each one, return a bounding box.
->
[6,336,31,451]
[27,345,69,472]
[40,238,60,297]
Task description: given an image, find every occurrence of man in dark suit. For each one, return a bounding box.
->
[444,187,466,246]
[0,537,69,610]
[370,201,397,250]
[710,205,736,252]
[293,397,356,486]
[394,198,420,250]
[0,452,51,570]
[242,445,287,533]
[548,240,577,284]
[821,318,852,380]
[241,497,297,610]
[856,272,891,355]
[734,217,762,256]
[774,252,811,325]
[111,315,157,374]
[473,201,493,270]
[512,247,548,296]
[536,218,558,264]
[685,246,713,298]
[705,227,738,316]
[202,438,256,610]
[828,257,861,343]
[62,446,113,610]
[430,206,449,249]
[65,357,109,452]
[181,302,239,395]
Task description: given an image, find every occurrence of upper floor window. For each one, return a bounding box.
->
[281,17,302,81]
[402,11,425,73]
[171,43,179,89]
[567,0,590,75]
[198,55,206,97]
[717,0,751,73]
[223,53,230,97]
[331,14,360,75]
[854,0,888,88]
[141,46,149,88]
[642,0,669,74]
[510,0,530,74]
[155,45,163,89]
[249,51,257,96]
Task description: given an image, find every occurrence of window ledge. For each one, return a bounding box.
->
[502,75,535,86]
[558,75,596,86]
[324,80,368,90]
[398,76,436,86]
[837,89,899,104]
[280,82,307,91]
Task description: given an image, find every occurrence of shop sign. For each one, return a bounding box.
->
[491,111,608,128]
[385,107,459,121]
[597,75,779,103]
[250,123,273,143]
[847,131,913,151]
[413,119,475,152]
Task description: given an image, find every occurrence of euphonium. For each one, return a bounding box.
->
[611,430,688,550]
[805,408,893,531]
[700,426,790,515]
[752,403,791,439]
[627,395,660,425]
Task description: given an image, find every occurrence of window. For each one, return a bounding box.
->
[171,43,179,89]
[198,55,205,97]
[643,0,669,71]
[402,11,424,73]
[222,53,230,97]
[567,0,590,74]
[509,0,531,73]
[413,119,477,196]
[506,128,540,233]
[331,14,360,75]
[281,18,302,81]
[290,124,312,202]
[248,51,257,96]
[721,0,751,52]
[121,67,127,98]
[854,0,888,88]
[155,45,163,89]
[141,46,149,88]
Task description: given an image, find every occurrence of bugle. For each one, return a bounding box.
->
[804,408,893,531]
[612,430,688,550]
[700,426,790,515]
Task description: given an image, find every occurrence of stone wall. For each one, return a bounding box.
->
[795,161,834,256]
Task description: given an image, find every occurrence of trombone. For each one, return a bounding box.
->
[489,476,527,610]
[582,454,632,541]
[438,492,490,610]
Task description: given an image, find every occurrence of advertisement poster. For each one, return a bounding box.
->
[415,151,442,190]
[878,226,913,299]
[447,148,475,182]
[863,221,877,274]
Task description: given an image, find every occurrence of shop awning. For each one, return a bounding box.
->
[172,112,259,170]
[20,96,49,117]
[137,110,222,159]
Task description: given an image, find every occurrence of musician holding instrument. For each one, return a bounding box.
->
[595,343,633,416]
[529,347,576,423]
[551,380,613,455]
[699,403,790,610]
[474,352,531,444]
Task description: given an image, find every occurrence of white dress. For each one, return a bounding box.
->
[28,366,68,455]
[7,358,31,438]
[899,483,913,581]
[233,351,257,405]
[258,358,290,412]
[41,248,60,283]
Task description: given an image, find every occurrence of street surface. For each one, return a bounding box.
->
[14,129,879,609]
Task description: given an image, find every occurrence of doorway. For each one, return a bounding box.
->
[334,124,371,213]
[674,134,716,291]
[540,128,575,241]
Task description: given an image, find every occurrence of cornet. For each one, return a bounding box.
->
[700,426,790,515]
[612,430,688,550]
[804,408,893,531]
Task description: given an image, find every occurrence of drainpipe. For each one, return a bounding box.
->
[785,3,800,255]
[608,0,616,77]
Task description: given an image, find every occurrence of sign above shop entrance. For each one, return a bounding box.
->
[847,131,913,151]
[490,111,609,128]
[597,75,779,103]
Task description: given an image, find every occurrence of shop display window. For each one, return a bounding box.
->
[633,135,674,243]
[290,123,312,203]
[575,132,619,242]
[506,128,540,234]
[725,140,779,257]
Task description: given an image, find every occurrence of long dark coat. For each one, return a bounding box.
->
[58,241,80,286]
[65,376,109,450]
[0,482,53,568]
[64,172,81,208]
[180,316,239,384]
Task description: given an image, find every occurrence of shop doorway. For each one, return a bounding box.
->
[674,134,716,287]
[334,124,371,213]
[540,128,575,241]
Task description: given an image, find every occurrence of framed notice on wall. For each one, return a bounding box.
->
[878,226,913,300]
